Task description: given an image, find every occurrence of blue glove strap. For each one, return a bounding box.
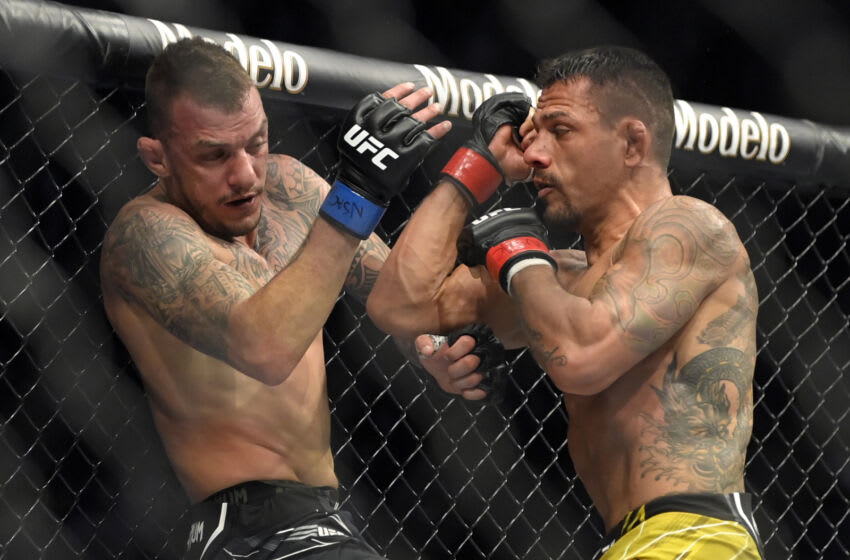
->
[319,180,387,239]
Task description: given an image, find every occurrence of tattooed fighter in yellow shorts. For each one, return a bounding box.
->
[368,45,765,559]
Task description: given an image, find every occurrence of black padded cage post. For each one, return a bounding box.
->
[1,1,848,558]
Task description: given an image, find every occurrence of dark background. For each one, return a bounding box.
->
[62,0,850,127]
[2,1,848,559]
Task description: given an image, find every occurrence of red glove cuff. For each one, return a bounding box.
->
[485,237,551,283]
[441,147,503,203]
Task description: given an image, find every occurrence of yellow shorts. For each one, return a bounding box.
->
[598,493,765,559]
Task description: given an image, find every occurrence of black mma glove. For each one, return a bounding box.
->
[321,92,438,239]
[441,92,532,208]
[446,323,509,405]
[457,207,557,295]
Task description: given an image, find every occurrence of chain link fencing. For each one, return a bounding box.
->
[1,21,849,560]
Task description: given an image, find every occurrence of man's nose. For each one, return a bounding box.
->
[523,135,551,169]
[229,150,259,189]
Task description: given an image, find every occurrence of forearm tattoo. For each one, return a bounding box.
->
[103,209,253,361]
[345,236,389,303]
[525,326,568,368]
[259,157,326,271]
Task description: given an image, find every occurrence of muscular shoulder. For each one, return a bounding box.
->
[589,195,754,361]
[618,195,747,271]
[101,192,210,293]
[103,192,202,265]
[637,195,740,241]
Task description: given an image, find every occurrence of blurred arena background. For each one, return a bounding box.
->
[62,0,850,126]
[1,0,848,559]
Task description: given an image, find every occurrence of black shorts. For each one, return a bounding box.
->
[597,492,766,559]
[182,480,386,560]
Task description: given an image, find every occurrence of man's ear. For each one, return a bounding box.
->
[621,119,650,168]
[137,136,170,177]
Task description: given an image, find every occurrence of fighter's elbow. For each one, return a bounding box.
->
[366,293,396,334]
[366,295,420,339]
[366,281,435,337]
[543,347,621,396]
[548,366,610,396]
[226,324,297,386]
[229,345,298,386]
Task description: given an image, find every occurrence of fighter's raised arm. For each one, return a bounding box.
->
[484,195,753,395]
[367,92,533,346]
[100,37,454,560]
[369,46,763,559]
[103,81,448,387]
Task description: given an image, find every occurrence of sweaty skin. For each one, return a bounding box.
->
[533,198,757,527]
[101,83,448,503]
[368,77,758,530]
[101,152,376,501]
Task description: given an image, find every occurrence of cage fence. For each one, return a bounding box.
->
[1,2,849,559]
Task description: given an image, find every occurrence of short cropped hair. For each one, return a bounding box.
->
[535,46,675,166]
[144,37,255,139]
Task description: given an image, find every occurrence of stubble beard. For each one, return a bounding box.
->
[169,173,262,240]
[539,195,580,233]
[201,202,262,239]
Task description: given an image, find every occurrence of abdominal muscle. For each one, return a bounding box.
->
[564,341,747,530]
[562,331,675,525]
[137,327,336,503]
[564,366,663,530]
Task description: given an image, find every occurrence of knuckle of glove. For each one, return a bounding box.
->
[456,226,489,267]
[371,98,412,132]
[337,94,435,201]
[467,207,550,246]
[473,92,532,144]
[478,361,509,402]
[457,208,535,267]
[446,322,489,346]
[446,323,506,367]
[351,92,385,121]
[404,122,436,150]
[446,323,509,403]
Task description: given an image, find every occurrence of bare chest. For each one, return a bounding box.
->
[205,207,313,289]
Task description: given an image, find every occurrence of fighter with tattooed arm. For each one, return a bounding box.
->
[367,46,764,558]
[100,37,449,559]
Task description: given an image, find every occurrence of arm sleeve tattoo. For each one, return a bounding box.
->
[591,197,742,354]
[102,206,254,361]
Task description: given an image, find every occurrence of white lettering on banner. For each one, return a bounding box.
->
[674,100,790,164]
[414,65,539,119]
[147,20,309,94]
[148,19,193,47]
[459,79,482,119]
[414,65,460,116]
[249,43,273,87]
[222,33,248,68]
[698,112,719,153]
[719,108,739,157]
[482,74,505,99]
[741,118,760,159]
[260,39,308,93]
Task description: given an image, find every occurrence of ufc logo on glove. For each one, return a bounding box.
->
[342,124,399,170]
[320,92,437,239]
